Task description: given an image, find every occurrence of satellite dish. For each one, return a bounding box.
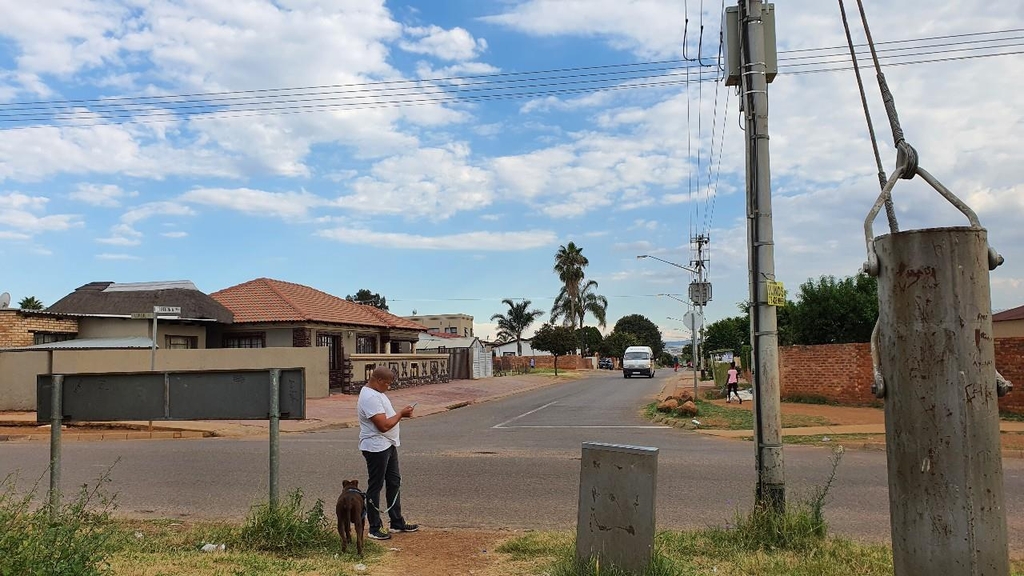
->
[0,292,9,309]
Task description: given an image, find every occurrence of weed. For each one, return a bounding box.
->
[0,469,120,576]
[731,447,844,552]
[496,531,572,560]
[550,549,680,576]
[237,489,337,553]
[781,393,833,405]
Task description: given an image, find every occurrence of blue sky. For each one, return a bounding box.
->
[1,0,1022,341]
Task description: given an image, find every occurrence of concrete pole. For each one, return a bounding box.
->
[269,368,281,509]
[691,314,699,400]
[49,374,63,519]
[739,0,785,510]
[875,227,1009,575]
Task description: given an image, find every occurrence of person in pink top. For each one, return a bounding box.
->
[726,363,742,404]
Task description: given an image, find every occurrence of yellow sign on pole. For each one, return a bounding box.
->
[767,281,786,306]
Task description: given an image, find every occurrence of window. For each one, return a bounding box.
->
[356,335,377,354]
[165,335,198,350]
[317,333,343,370]
[445,327,457,334]
[624,351,650,360]
[464,328,469,337]
[427,328,439,334]
[33,332,76,345]
[224,333,265,348]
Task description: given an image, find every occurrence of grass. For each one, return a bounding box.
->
[647,400,833,430]
[781,433,881,447]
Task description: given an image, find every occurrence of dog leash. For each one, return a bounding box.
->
[367,486,401,515]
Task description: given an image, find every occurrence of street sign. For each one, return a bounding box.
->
[767,281,787,306]
[154,306,181,315]
[683,310,704,332]
[130,312,155,320]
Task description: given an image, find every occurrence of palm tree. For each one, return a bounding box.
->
[577,280,608,329]
[490,299,544,356]
[18,296,43,310]
[551,242,589,328]
[551,279,609,331]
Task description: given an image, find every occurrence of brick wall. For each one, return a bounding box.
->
[777,338,1024,413]
[779,343,876,405]
[0,311,79,348]
[997,338,1024,413]
[493,354,593,372]
[292,328,311,347]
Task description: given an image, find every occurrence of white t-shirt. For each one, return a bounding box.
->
[357,386,400,452]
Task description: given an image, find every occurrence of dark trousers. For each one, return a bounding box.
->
[728,383,740,400]
[362,445,405,531]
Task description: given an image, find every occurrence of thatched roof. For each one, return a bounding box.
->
[47,281,233,324]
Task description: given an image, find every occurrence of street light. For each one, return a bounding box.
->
[636,254,698,273]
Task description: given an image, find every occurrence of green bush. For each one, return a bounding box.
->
[712,362,730,388]
[0,470,120,576]
[238,489,337,553]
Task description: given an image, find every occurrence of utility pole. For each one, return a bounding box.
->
[690,234,710,380]
[732,0,784,511]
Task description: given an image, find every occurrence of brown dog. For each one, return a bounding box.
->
[336,479,365,556]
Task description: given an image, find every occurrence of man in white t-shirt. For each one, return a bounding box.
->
[357,366,417,540]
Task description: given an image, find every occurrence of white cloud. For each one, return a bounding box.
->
[337,144,493,219]
[318,228,557,251]
[0,231,31,240]
[0,193,81,233]
[613,240,654,252]
[401,25,487,61]
[481,0,690,58]
[70,183,138,207]
[631,219,659,231]
[96,253,142,261]
[161,231,188,239]
[181,188,327,220]
[95,201,195,246]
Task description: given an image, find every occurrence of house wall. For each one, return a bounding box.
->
[0,310,78,348]
[777,339,1024,414]
[493,354,593,372]
[0,347,329,411]
[266,328,293,347]
[492,340,551,356]
[404,314,474,337]
[995,320,1024,338]
[77,317,208,348]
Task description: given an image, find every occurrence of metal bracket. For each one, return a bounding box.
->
[870,321,885,398]
[863,159,1002,276]
[997,370,1013,397]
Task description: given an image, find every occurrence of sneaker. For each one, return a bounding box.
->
[391,523,419,533]
[368,528,391,540]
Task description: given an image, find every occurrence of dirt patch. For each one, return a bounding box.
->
[706,399,885,426]
[371,529,524,576]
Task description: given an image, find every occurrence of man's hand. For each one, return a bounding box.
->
[400,405,415,418]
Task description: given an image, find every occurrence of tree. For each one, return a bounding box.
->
[611,314,665,357]
[550,242,593,329]
[703,315,747,356]
[576,326,603,357]
[530,323,578,375]
[17,296,43,310]
[490,299,545,356]
[599,330,640,360]
[789,274,877,344]
[346,289,388,311]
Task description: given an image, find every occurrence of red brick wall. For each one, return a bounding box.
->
[778,338,1024,413]
[0,311,79,348]
[779,343,876,405]
[493,354,593,372]
[997,338,1024,414]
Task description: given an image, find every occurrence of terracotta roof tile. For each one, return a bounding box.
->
[210,278,427,330]
[994,304,1024,322]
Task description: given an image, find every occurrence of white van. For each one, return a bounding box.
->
[622,345,655,378]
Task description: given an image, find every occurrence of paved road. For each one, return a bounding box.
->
[2,369,1023,550]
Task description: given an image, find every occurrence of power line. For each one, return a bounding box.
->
[0,39,1017,128]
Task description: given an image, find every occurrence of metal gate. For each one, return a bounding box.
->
[449,349,471,380]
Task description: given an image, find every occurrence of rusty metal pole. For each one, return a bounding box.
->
[875,227,1009,575]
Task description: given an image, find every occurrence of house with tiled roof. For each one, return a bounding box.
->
[995,304,1024,338]
[211,278,431,391]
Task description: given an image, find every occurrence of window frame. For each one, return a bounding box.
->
[224,332,266,349]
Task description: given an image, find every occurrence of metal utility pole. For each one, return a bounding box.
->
[690,234,710,378]
[735,0,785,510]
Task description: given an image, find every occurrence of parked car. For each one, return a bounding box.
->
[599,357,614,370]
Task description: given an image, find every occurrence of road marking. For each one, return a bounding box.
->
[492,401,558,429]
[495,425,671,429]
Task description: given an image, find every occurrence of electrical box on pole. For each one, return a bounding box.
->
[688,281,712,307]
[724,4,778,86]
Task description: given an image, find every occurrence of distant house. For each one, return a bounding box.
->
[416,332,492,379]
[211,278,428,390]
[40,280,233,349]
[490,338,550,357]
[403,313,474,338]
[994,305,1024,338]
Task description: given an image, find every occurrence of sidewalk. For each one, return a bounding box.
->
[700,421,1024,438]
[0,373,579,441]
